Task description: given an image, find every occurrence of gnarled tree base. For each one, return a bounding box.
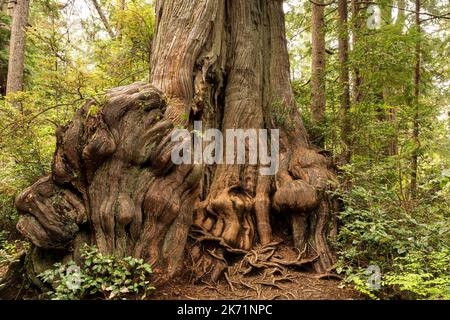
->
[15,0,338,285]
[15,82,337,282]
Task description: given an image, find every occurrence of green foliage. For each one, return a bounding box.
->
[0,239,29,266]
[0,230,7,243]
[38,245,154,300]
[0,11,10,85]
[286,0,449,300]
[89,0,155,86]
[384,248,450,300]
[0,0,155,239]
[271,98,295,129]
[335,159,450,299]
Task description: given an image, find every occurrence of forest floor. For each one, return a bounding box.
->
[0,241,361,300]
[153,241,361,300]
[153,272,360,300]
[0,262,360,300]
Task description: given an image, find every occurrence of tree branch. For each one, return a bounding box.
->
[357,1,450,21]
[89,0,115,38]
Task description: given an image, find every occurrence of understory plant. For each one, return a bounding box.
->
[335,158,450,300]
[38,244,154,300]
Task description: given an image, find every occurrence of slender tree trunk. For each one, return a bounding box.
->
[351,0,363,104]
[411,0,421,198]
[16,0,337,283]
[0,0,10,95]
[338,0,351,161]
[6,0,29,98]
[383,0,406,156]
[379,0,399,156]
[91,0,115,38]
[310,0,326,147]
[389,0,407,156]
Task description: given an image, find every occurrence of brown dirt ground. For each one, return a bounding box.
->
[152,272,360,300]
[150,240,361,300]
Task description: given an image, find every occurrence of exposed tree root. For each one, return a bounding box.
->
[189,239,331,299]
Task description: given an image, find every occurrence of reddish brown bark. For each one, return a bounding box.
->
[15,0,337,283]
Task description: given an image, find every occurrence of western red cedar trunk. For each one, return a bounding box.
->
[337,0,351,160]
[310,0,326,147]
[15,0,337,283]
[6,0,29,98]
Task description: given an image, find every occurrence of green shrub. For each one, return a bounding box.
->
[384,248,450,300]
[335,159,450,300]
[0,239,29,266]
[38,245,154,300]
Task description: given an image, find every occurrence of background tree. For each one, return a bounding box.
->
[410,0,421,198]
[0,0,11,96]
[6,0,29,98]
[310,0,327,146]
[351,0,363,105]
[90,0,115,38]
[337,0,350,160]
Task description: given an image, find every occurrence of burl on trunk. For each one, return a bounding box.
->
[15,0,337,282]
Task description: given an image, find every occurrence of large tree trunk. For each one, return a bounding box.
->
[6,0,29,97]
[15,0,337,283]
